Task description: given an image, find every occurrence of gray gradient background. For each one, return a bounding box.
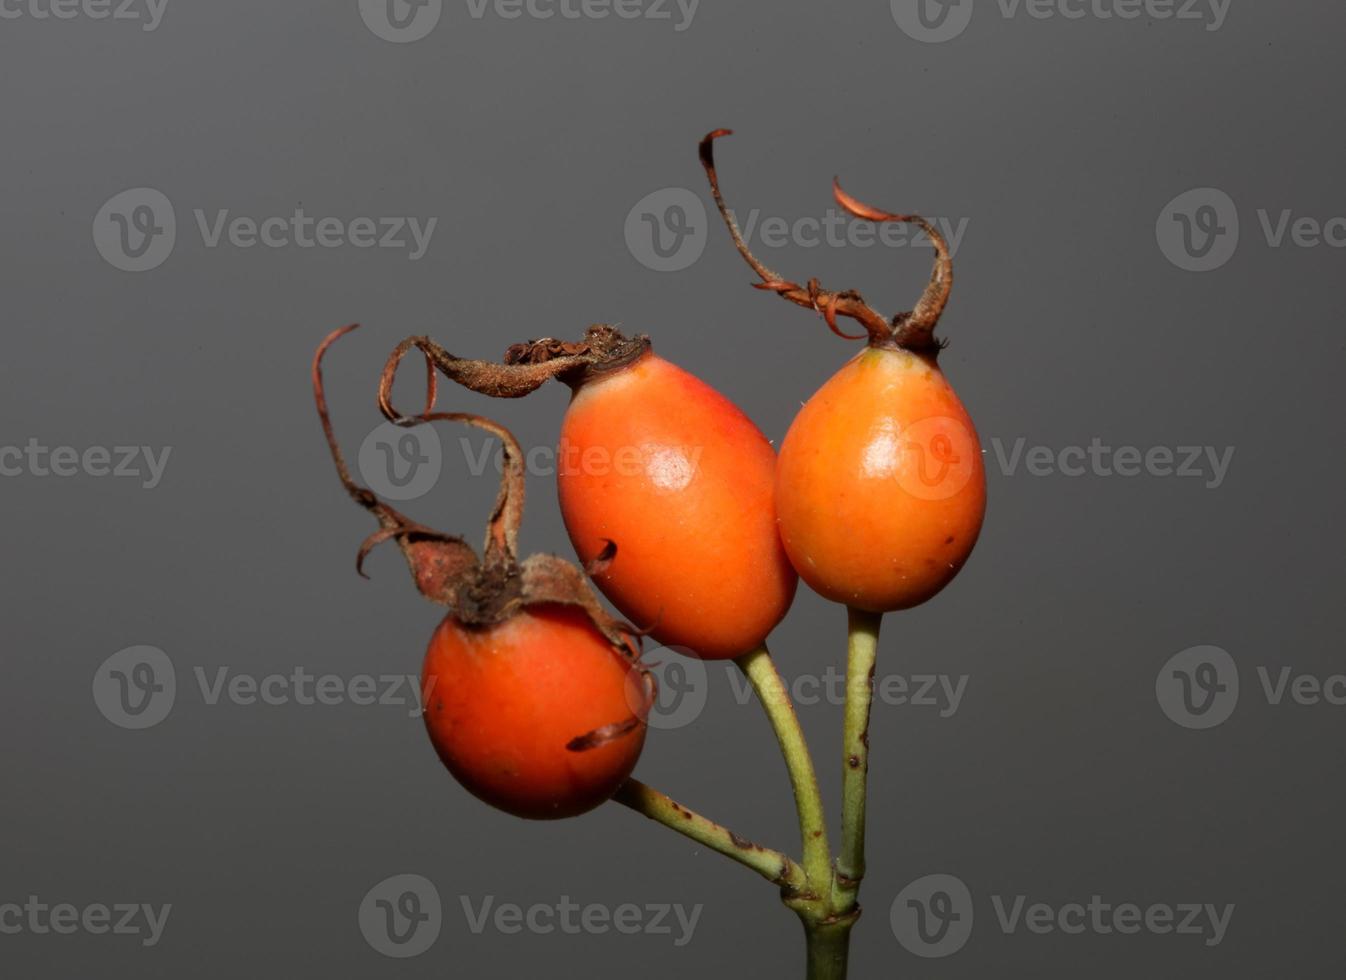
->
[2,1,1344,977]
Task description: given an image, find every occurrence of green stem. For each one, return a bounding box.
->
[833,608,883,911]
[803,915,857,980]
[735,646,833,897]
[612,779,810,897]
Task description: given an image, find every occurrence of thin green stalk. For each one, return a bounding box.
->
[833,607,883,910]
[735,645,833,896]
[613,779,810,897]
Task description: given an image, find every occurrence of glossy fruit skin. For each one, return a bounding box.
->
[422,606,646,819]
[776,346,986,613]
[557,353,797,660]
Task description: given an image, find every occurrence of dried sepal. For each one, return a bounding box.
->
[314,326,637,641]
[377,324,650,421]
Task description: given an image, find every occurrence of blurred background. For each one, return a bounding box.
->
[2,1,1343,976]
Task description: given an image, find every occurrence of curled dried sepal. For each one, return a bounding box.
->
[377,324,650,421]
[312,325,641,654]
[698,128,953,354]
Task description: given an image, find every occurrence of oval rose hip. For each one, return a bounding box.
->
[379,326,798,660]
[314,325,649,819]
[700,131,986,613]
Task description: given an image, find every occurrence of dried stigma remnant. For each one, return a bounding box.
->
[698,129,953,354]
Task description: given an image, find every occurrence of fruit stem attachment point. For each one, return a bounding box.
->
[698,129,952,354]
[612,779,810,896]
[833,607,883,912]
[735,646,833,897]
